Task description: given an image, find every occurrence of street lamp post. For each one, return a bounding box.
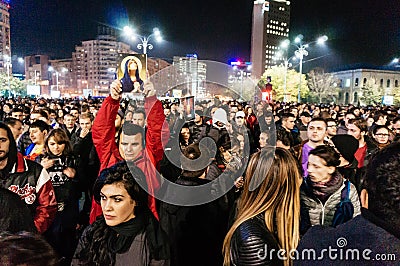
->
[279,55,294,102]
[6,63,10,97]
[49,66,68,95]
[236,69,244,98]
[3,55,11,97]
[123,26,162,55]
[292,35,328,103]
[137,36,152,55]
[295,46,308,103]
[55,71,59,91]
[48,66,59,93]
[231,62,252,99]
[275,41,295,102]
[283,58,290,102]
[277,40,290,102]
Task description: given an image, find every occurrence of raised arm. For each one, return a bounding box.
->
[143,80,170,165]
[92,80,123,170]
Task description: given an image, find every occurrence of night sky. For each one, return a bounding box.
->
[9,0,400,72]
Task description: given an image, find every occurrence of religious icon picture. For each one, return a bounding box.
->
[117,53,147,93]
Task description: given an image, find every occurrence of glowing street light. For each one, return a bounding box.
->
[317,35,329,45]
[123,26,134,36]
[292,35,328,102]
[123,26,163,54]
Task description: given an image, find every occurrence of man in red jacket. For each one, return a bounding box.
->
[90,78,169,223]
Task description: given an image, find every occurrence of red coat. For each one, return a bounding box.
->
[89,95,169,223]
[246,113,258,132]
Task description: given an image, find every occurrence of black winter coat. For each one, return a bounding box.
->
[230,214,283,266]
[159,176,226,266]
[296,208,400,265]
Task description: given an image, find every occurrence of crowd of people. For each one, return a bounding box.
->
[0,79,400,265]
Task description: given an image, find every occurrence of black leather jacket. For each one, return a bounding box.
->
[230,215,283,266]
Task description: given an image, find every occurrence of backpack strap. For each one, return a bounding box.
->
[341,180,351,203]
[331,179,354,227]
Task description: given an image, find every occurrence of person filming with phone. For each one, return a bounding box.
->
[39,128,79,264]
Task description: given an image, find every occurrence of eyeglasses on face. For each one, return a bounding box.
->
[375,133,389,137]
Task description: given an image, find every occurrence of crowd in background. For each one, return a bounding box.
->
[1,91,400,265]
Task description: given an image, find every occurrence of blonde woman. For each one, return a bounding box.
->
[223,147,302,266]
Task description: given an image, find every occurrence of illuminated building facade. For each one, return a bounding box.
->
[331,65,400,105]
[72,27,132,95]
[172,55,207,98]
[0,0,11,74]
[251,0,290,78]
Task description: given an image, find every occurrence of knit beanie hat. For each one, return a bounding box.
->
[331,135,358,163]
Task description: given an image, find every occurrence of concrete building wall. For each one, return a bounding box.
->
[332,68,400,105]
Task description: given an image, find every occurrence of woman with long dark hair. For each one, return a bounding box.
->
[72,161,169,265]
[40,128,78,264]
[244,105,257,134]
[179,124,193,151]
[223,147,302,266]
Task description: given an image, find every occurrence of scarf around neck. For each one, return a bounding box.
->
[306,172,343,203]
[108,215,146,254]
[107,210,170,260]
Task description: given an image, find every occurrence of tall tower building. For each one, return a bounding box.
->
[251,0,290,78]
[172,54,207,98]
[0,0,11,73]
